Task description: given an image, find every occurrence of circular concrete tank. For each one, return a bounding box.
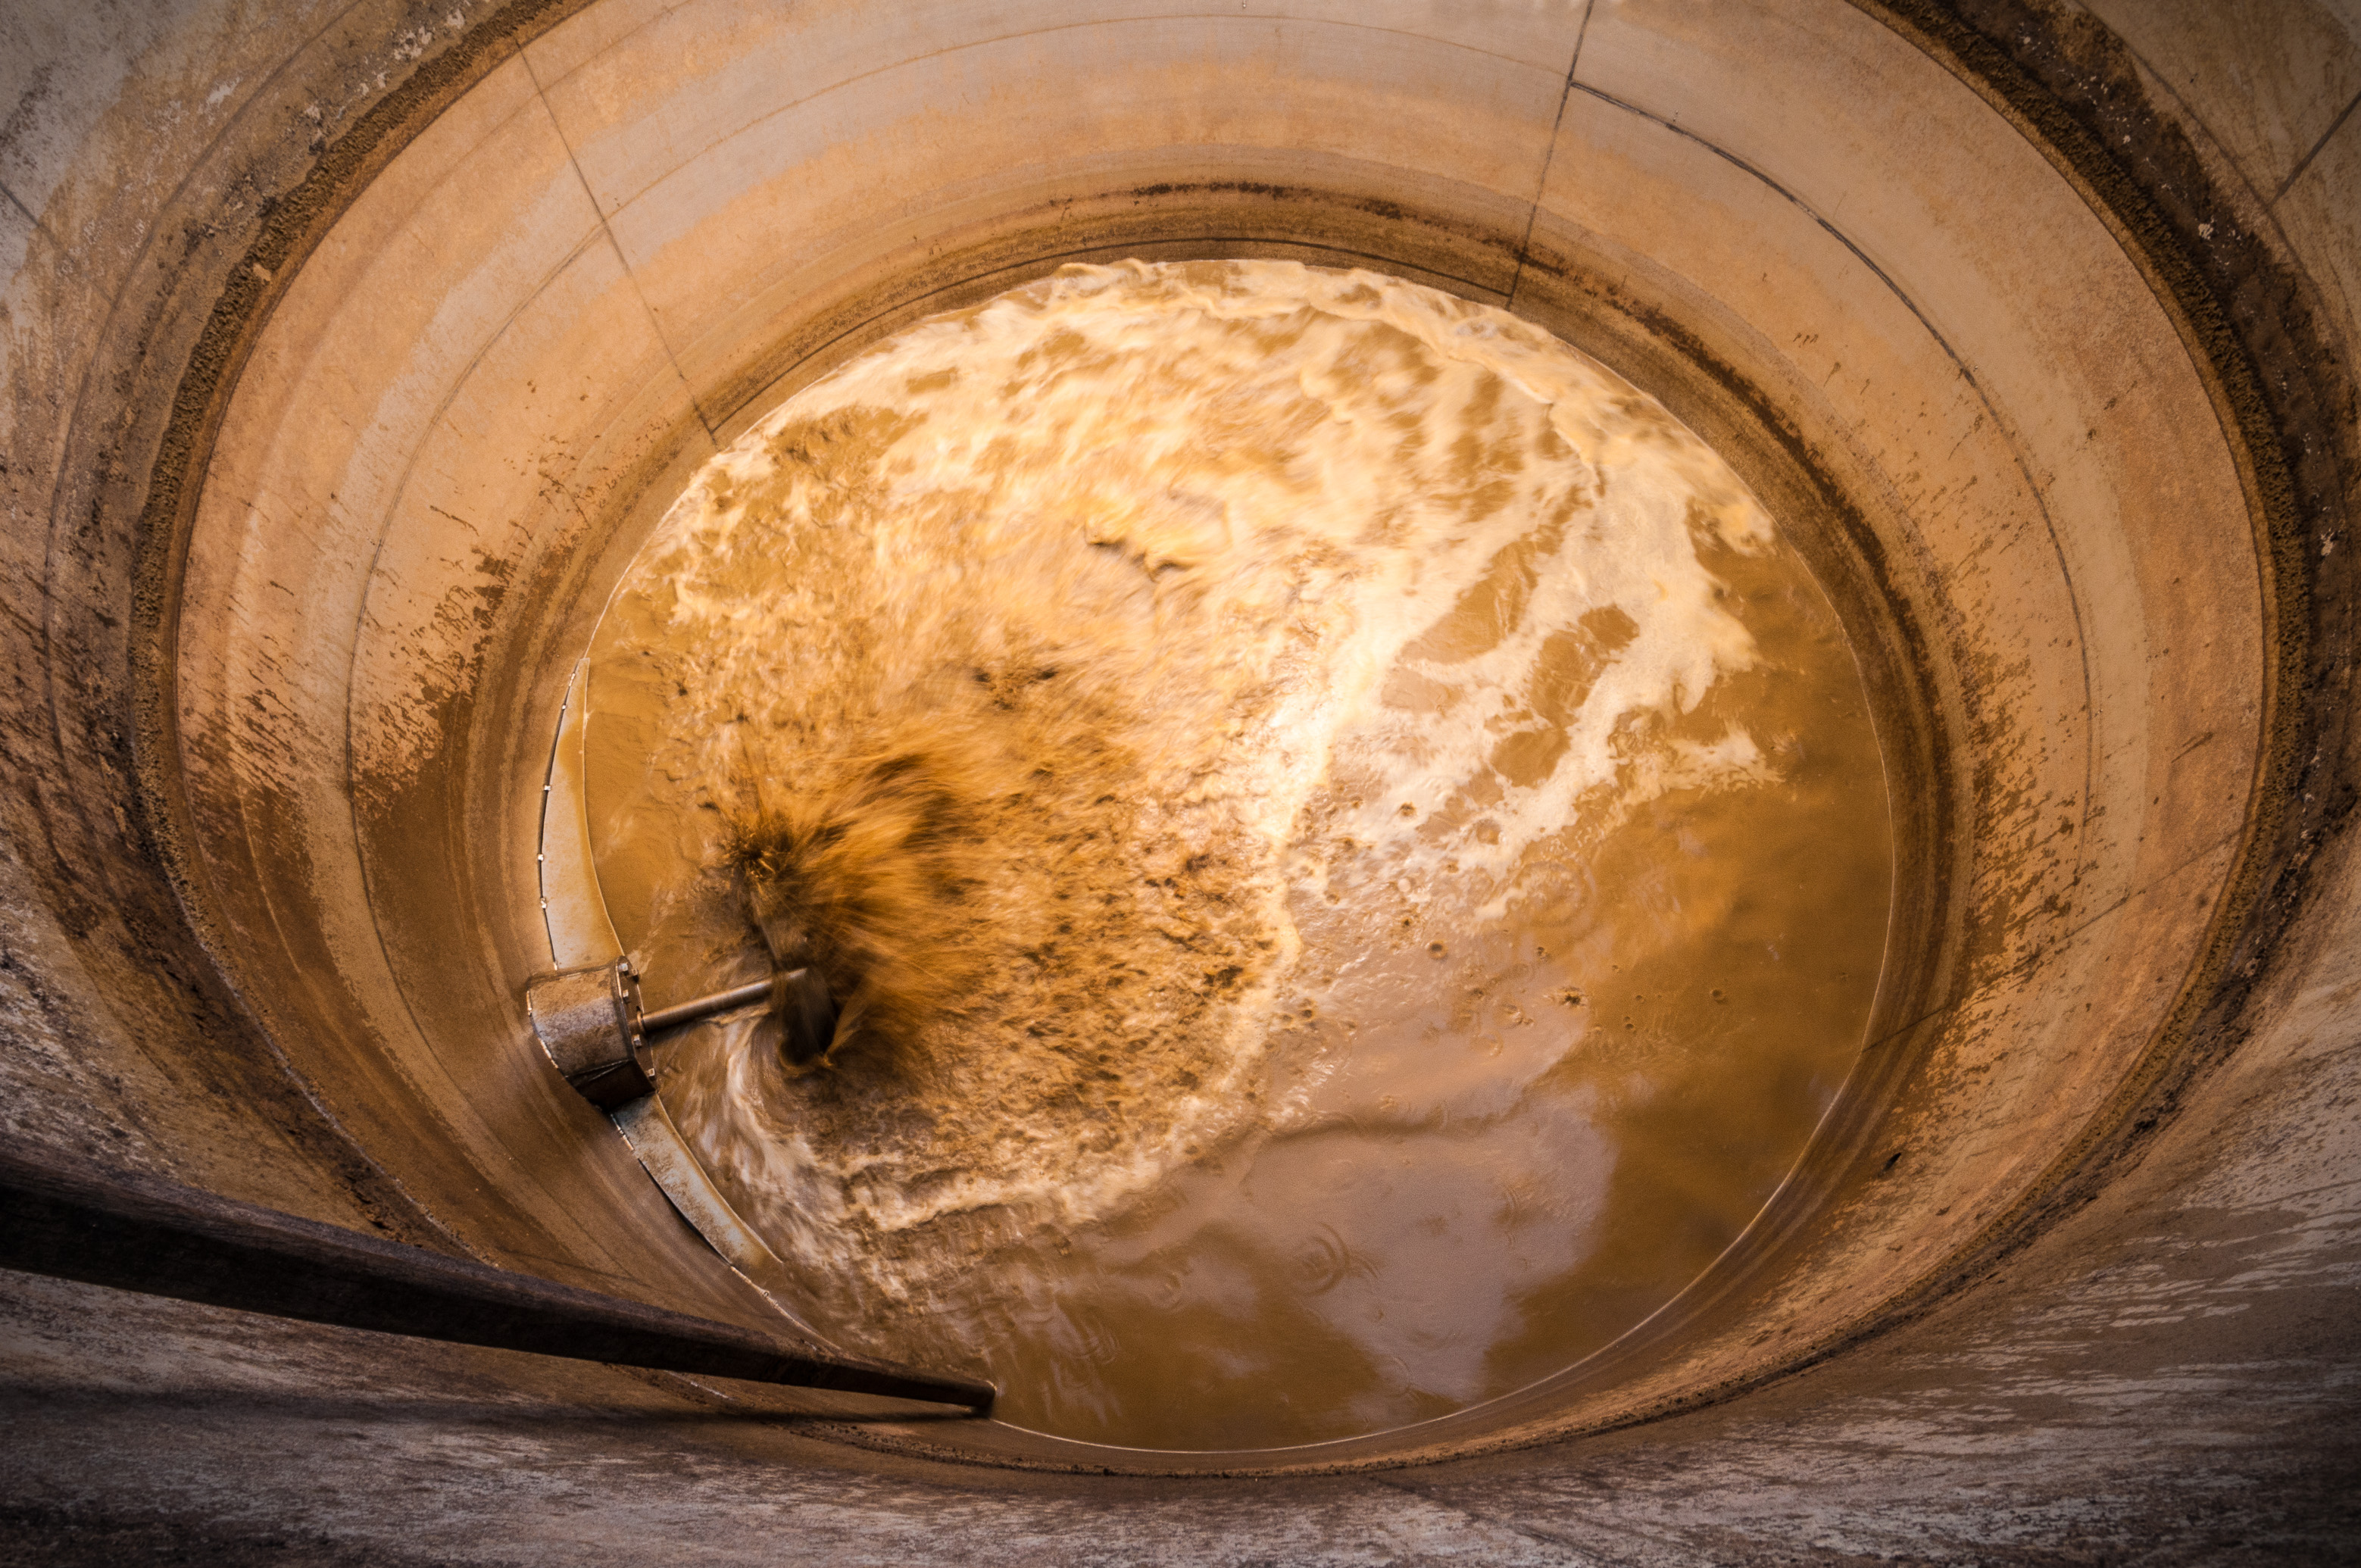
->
[4,0,2359,1554]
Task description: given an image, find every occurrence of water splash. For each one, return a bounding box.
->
[581,260,1884,1445]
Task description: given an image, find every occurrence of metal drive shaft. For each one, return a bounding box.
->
[528,960,842,1109]
[638,976,775,1032]
[640,967,839,1062]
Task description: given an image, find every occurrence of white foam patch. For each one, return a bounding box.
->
[605,258,1778,1290]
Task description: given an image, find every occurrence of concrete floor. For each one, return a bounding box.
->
[4,0,2359,1558]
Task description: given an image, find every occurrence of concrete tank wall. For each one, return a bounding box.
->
[2,0,2357,1555]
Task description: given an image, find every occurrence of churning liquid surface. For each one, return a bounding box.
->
[582,261,1892,1451]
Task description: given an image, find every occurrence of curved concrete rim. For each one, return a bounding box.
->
[9,0,2344,1496]
[138,0,2313,1482]
[518,229,1964,1473]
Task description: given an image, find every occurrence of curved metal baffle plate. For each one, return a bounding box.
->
[527,959,654,1109]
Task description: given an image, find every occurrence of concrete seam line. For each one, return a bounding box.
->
[1560,67,2106,959]
[801,5,2359,1471]
[123,0,609,1266]
[2274,84,2361,206]
[517,43,721,444]
[1844,0,2359,1339]
[95,0,2358,1478]
[0,177,60,246]
[1506,0,1596,316]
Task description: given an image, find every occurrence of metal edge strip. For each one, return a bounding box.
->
[536,659,817,1332]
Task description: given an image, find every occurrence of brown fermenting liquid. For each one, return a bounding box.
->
[582,261,1892,1450]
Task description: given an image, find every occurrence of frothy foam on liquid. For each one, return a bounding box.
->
[583,261,1893,1449]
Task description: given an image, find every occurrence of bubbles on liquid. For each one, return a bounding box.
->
[581,259,1892,1448]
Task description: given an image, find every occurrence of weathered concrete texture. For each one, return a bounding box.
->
[3,916,2357,1565]
[2,0,2359,1555]
[136,0,2290,1469]
[2084,0,2361,361]
[0,0,525,1234]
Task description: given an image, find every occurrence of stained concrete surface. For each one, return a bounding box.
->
[5,960,2357,1564]
[4,0,2361,1557]
[7,815,2358,1562]
[126,0,2291,1470]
